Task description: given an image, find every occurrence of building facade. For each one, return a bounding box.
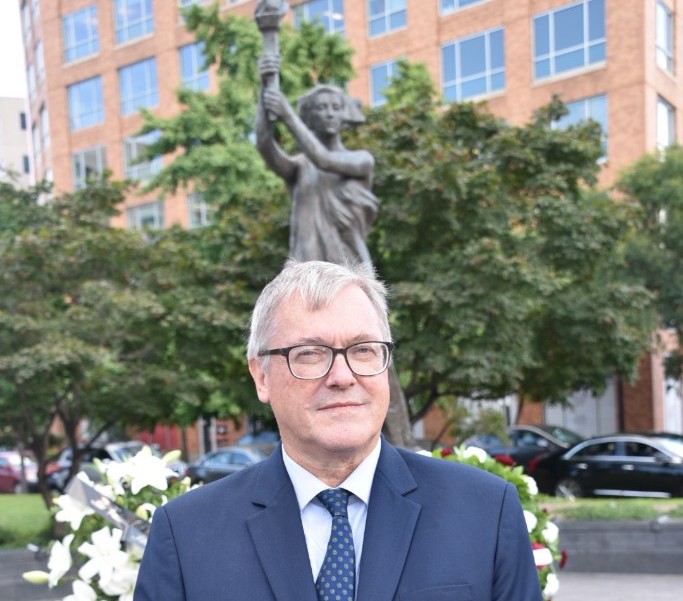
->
[0,96,32,187]
[20,0,683,445]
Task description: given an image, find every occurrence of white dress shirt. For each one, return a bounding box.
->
[281,439,381,585]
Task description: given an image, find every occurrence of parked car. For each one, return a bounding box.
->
[530,433,683,498]
[235,430,280,455]
[186,446,266,485]
[0,450,38,493]
[462,424,583,472]
[47,441,188,492]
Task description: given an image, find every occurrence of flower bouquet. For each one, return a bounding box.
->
[24,446,192,601]
[434,445,562,600]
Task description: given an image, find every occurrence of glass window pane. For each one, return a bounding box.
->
[555,48,584,72]
[490,29,504,69]
[588,0,605,40]
[533,15,550,57]
[460,36,486,77]
[554,5,583,51]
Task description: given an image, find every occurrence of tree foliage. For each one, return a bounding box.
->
[0,178,250,506]
[617,144,683,377]
[351,62,655,421]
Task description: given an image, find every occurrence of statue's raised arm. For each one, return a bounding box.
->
[255,57,378,264]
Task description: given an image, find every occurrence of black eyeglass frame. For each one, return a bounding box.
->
[257,341,394,380]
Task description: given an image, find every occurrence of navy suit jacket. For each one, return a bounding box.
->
[134,440,542,601]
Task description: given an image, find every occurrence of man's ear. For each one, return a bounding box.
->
[248,357,270,405]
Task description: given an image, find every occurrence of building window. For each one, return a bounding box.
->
[127,200,164,230]
[293,0,345,35]
[27,63,36,101]
[73,146,107,189]
[40,106,50,149]
[370,60,398,107]
[533,0,605,80]
[656,1,673,73]
[442,27,505,102]
[552,94,608,158]
[368,0,406,37]
[179,43,209,91]
[656,96,675,151]
[119,58,159,116]
[63,6,99,63]
[123,131,162,181]
[68,76,104,130]
[188,192,212,228]
[21,2,31,43]
[32,123,41,175]
[115,0,154,44]
[35,40,45,81]
[440,0,485,14]
[23,155,30,175]
[20,112,27,130]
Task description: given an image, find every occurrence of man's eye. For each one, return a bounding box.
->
[291,347,326,363]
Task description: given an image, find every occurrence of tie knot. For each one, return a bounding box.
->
[317,488,350,517]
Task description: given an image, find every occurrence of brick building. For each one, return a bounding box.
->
[20,0,683,450]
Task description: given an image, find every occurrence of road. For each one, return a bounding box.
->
[2,549,682,600]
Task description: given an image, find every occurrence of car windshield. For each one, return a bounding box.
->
[655,438,683,458]
[540,425,583,445]
[108,443,145,462]
[6,454,37,469]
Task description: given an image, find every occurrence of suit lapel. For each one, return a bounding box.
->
[356,441,421,601]
[246,447,318,601]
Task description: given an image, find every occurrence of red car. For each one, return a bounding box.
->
[0,450,39,493]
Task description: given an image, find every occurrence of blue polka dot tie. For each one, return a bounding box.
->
[315,488,355,601]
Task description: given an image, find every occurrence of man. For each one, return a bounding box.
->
[134,260,542,601]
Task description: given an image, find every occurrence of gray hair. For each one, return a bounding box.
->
[247,260,391,363]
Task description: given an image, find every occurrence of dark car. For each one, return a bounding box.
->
[235,430,280,455]
[462,424,583,472]
[530,434,683,498]
[186,446,266,485]
[47,441,187,492]
[0,450,39,493]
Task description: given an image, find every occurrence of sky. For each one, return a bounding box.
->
[0,2,27,98]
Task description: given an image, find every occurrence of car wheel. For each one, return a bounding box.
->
[554,478,583,499]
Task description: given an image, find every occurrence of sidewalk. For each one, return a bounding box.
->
[2,548,683,600]
[554,571,683,601]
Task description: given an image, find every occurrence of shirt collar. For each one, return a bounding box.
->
[282,439,381,510]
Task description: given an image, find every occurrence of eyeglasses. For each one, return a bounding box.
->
[258,341,393,380]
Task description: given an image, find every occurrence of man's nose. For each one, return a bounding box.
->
[325,353,356,387]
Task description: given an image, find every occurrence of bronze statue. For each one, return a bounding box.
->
[256,56,379,265]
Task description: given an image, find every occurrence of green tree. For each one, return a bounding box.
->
[352,62,655,427]
[0,178,247,506]
[617,144,683,377]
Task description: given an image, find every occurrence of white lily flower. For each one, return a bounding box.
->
[47,533,74,587]
[543,572,560,598]
[135,502,159,520]
[523,510,538,533]
[22,570,49,585]
[104,461,130,496]
[416,450,433,457]
[463,446,488,463]
[542,520,559,544]
[64,579,97,601]
[533,545,553,568]
[99,555,139,598]
[78,527,129,586]
[162,449,182,464]
[127,446,168,494]
[523,475,539,496]
[54,494,95,530]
